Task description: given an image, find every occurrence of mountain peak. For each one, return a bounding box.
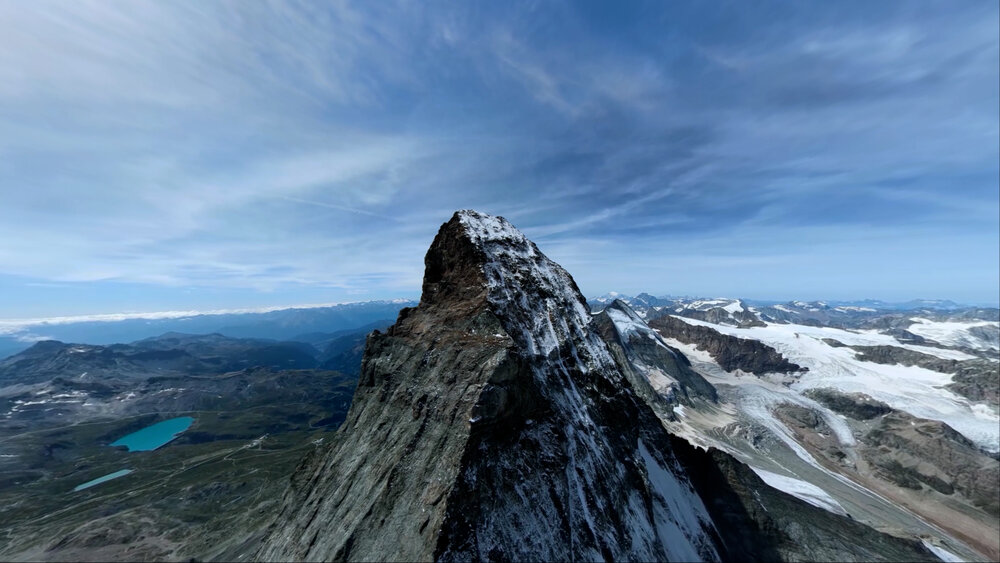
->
[422,210,591,358]
[256,211,935,563]
[454,209,526,246]
[257,210,723,562]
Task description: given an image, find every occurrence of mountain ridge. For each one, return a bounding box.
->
[255,210,937,563]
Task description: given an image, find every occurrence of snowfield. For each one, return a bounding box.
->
[671,317,1000,452]
[906,318,1000,352]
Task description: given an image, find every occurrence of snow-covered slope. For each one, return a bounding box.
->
[638,307,999,561]
[750,467,848,516]
[906,318,1000,352]
[670,316,999,453]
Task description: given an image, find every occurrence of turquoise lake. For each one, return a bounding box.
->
[110,416,194,452]
[73,469,133,492]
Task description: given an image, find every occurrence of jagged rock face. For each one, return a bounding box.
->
[592,300,717,411]
[256,210,944,563]
[256,211,721,562]
[648,315,804,375]
[668,436,938,563]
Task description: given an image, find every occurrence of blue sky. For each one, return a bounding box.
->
[0,0,997,318]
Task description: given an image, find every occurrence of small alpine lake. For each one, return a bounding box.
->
[73,469,133,492]
[110,416,194,452]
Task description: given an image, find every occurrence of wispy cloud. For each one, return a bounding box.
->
[0,0,997,315]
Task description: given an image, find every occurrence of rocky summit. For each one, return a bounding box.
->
[255,210,936,563]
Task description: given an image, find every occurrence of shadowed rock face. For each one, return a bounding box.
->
[648,315,804,375]
[254,210,938,563]
[667,436,938,563]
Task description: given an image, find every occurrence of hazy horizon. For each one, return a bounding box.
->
[1,291,996,330]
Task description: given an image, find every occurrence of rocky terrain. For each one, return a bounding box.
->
[780,389,999,516]
[835,343,998,406]
[647,315,804,375]
[634,302,999,561]
[591,300,717,412]
[594,294,1000,355]
[255,211,938,563]
[0,332,366,562]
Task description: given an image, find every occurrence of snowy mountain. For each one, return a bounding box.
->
[256,211,937,562]
[624,302,999,561]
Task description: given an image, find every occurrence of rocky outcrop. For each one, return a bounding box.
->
[254,210,938,563]
[772,403,849,465]
[805,388,999,516]
[592,300,717,412]
[648,315,804,375]
[255,211,723,562]
[804,388,893,420]
[862,411,1000,516]
[668,436,935,562]
[947,365,1000,407]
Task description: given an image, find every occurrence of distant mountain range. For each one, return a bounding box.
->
[589,294,999,330]
[0,299,415,360]
[591,292,996,312]
[3,294,993,363]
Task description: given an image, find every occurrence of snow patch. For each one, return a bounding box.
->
[722,301,744,314]
[636,439,718,562]
[921,540,966,562]
[751,467,848,516]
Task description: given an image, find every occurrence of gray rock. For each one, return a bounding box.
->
[648,315,804,375]
[254,210,939,563]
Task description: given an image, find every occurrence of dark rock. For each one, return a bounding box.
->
[256,211,724,562]
[804,388,892,420]
[648,315,804,375]
[592,300,717,410]
[669,435,937,562]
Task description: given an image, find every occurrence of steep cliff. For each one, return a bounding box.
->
[256,211,721,562]
[255,210,936,563]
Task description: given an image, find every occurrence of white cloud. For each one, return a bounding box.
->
[0,1,996,312]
